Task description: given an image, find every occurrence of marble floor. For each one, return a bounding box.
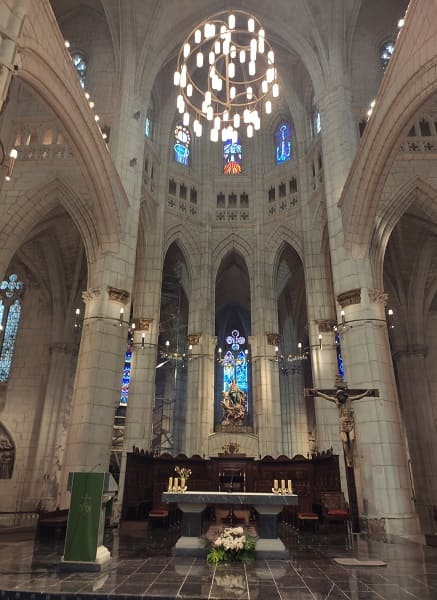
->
[1,521,437,599]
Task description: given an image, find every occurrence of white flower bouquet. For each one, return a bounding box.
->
[207,526,256,565]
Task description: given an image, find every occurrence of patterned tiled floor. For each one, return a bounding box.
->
[1,522,437,599]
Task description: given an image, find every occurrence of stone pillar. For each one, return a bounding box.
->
[392,346,437,534]
[25,342,77,510]
[0,1,26,112]
[59,285,130,507]
[337,287,419,537]
[251,333,282,457]
[184,334,215,457]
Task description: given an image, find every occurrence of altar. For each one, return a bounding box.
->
[162,490,298,559]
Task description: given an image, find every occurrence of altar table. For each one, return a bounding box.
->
[162,490,298,559]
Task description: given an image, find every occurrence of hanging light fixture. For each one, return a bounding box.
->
[173,10,279,141]
[0,141,18,181]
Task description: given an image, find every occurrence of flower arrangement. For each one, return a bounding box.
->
[174,465,192,480]
[206,526,256,565]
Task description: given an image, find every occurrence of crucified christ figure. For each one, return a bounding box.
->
[308,382,378,467]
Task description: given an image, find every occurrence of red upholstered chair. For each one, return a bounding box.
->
[321,492,351,532]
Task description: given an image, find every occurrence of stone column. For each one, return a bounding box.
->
[59,285,130,507]
[0,0,26,112]
[337,287,419,537]
[25,342,77,510]
[392,346,437,534]
[251,333,283,457]
[184,334,215,457]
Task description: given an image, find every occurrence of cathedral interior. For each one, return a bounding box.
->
[1,0,437,596]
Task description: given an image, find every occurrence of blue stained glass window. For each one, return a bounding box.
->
[223,138,242,174]
[335,333,345,379]
[71,52,87,88]
[0,274,24,383]
[222,330,248,396]
[174,124,191,166]
[275,122,292,164]
[380,40,395,71]
[0,299,21,382]
[120,344,133,406]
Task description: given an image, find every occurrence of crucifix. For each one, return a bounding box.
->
[307,377,379,468]
[307,377,379,533]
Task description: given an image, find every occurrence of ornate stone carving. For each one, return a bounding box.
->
[368,289,389,305]
[82,287,100,302]
[337,289,361,308]
[107,286,130,304]
[187,333,201,346]
[137,318,153,331]
[266,332,280,346]
[315,319,336,332]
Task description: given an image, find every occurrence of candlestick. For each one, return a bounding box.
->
[168,476,173,491]
[180,477,186,491]
[287,480,292,493]
[173,477,178,491]
[281,479,285,490]
[273,479,278,489]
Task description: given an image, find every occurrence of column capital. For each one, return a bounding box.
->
[82,287,101,303]
[337,288,361,308]
[368,288,389,305]
[133,318,153,331]
[107,286,130,304]
[187,333,201,346]
[315,319,336,333]
[266,332,280,346]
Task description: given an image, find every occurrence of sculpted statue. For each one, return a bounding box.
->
[221,380,247,425]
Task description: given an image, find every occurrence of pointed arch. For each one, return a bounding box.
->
[212,233,253,282]
[0,178,98,281]
[371,177,437,289]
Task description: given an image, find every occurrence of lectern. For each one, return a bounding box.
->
[60,472,117,571]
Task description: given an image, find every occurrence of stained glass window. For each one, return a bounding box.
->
[275,122,292,164]
[335,332,345,379]
[71,52,87,88]
[120,341,133,406]
[222,330,248,397]
[0,274,24,383]
[174,124,191,166]
[380,40,395,71]
[223,138,242,174]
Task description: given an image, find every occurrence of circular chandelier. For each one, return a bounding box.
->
[173,10,279,142]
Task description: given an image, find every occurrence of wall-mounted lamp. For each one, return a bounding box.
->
[119,308,124,326]
[74,307,82,329]
[1,142,18,181]
[387,308,395,329]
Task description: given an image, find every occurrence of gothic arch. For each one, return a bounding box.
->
[164,224,199,279]
[0,178,97,282]
[17,4,128,250]
[212,233,253,283]
[340,2,437,255]
[371,177,437,290]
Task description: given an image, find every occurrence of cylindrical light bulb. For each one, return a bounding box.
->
[186,83,193,97]
[183,42,190,58]
[228,62,235,78]
[173,71,180,86]
[272,82,279,97]
[228,13,235,29]
[233,113,240,128]
[249,60,256,75]
[214,115,221,130]
[230,86,236,99]
[196,52,203,68]
[205,91,212,105]
[247,86,253,100]
[209,51,215,65]
[265,100,272,114]
[183,112,190,126]
[194,29,201,43]
[268,50,275,64]
[261,80,268,93]
[239,49,246,63]
[248,18,255,32]
[210,128,219,142]
[206,106,213,120]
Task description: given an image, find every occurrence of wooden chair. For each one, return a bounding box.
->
[321,491,351,532]
[296,495,319,531]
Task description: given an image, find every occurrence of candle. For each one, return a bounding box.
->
[181,477,185,490]
[168,476,173,491]
[273,479,278,489]
[287,480,292,493]
[173,477,178,490]
[281,479,285,490]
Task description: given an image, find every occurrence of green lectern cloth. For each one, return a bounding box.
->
[63,472,105,562]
